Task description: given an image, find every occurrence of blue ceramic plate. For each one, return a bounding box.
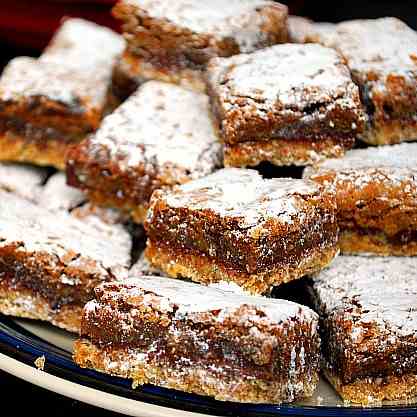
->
[0,315,416,417]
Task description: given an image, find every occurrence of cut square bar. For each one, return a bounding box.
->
[112,0,288,92]
[310,256,417,404]
[74,276,320,403]
[205,44,365,167]
[0,190,131,332]
[304,143,417,255]
[67,81,222,224]
[144,168,338,294]
[289,17,417,145]
[0,18,124,169]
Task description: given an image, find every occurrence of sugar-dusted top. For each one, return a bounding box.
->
[307,142,417,173]
[312,18,417,80]
[94,275,318,326]
[207,43,358,108]
[0,19,123,110]
[42,18,125,71]
[0,163,48,202]
[0,190,131,276]
[160,168,325,228]
[312,256,417,338]
[123,0,286,52]
[0,57,109,110]
[89,80,222,175]
[38,172,86,212]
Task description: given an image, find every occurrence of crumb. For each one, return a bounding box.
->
[34,355,45,370]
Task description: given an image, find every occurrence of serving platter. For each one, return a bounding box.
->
[0,315,416,417]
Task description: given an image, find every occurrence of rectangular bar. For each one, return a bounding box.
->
[304,142,417,255]
[67,81,222,223]
[112,0,288,92]
[205,43,365,167]
[74,276,320,403]
[144,168,338,294]
[0,18,124,169]
[0,190,131,332]
[290,17,417,145]
[310,255,417,405]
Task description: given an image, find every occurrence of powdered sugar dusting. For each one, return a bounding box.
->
[312,256,417,338]
[99,275,318,326]
[307,142,417,172]
[0,190,131,275]
[38,172,86,212]
[90,81,222,174]
[0,163,48,202]
[0,18,124,109]
[124,0,284,52]
[163,168,323,228]
[208,43,358,106]
[313,18,417,81]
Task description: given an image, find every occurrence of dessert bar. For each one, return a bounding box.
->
[310,255,417,404]
[304,143,417,255]
[144,168,338,294]
[112,0,288,92]
[290,17,417,145]
[67,81,222,223]
[74,276,320,403]
[205,43,365,167]
[0,18,124,169]
[0,190,131,332]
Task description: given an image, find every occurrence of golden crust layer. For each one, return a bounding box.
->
[0,133,70,170]
[74,339,318,404]
[145,239,337,295]
[339,229,417,256]
[0,284,81,333]
[324,368,417,405]
[224,137,354,167]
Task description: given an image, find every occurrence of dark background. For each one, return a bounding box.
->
[0,1,416,416]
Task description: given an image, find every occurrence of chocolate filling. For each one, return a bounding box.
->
[146,207,337,274]
[320,314,417,384]
[0,115,86,145]
[82,298,318,382]
[341,226,417,247]
[0,246,108,310]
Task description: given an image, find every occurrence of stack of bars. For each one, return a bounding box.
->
[0,0,417,407]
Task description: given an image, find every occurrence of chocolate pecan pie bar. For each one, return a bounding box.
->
[67,81,222,223]
[112,0,288,92]
[0,18,124,169]
[144,168,338,294]
[304,143,417,255]
[291,17,417,145]
[310,256,417,404]
[74,276,320,403]
[0,190,131,332]
[205,43,365,167]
